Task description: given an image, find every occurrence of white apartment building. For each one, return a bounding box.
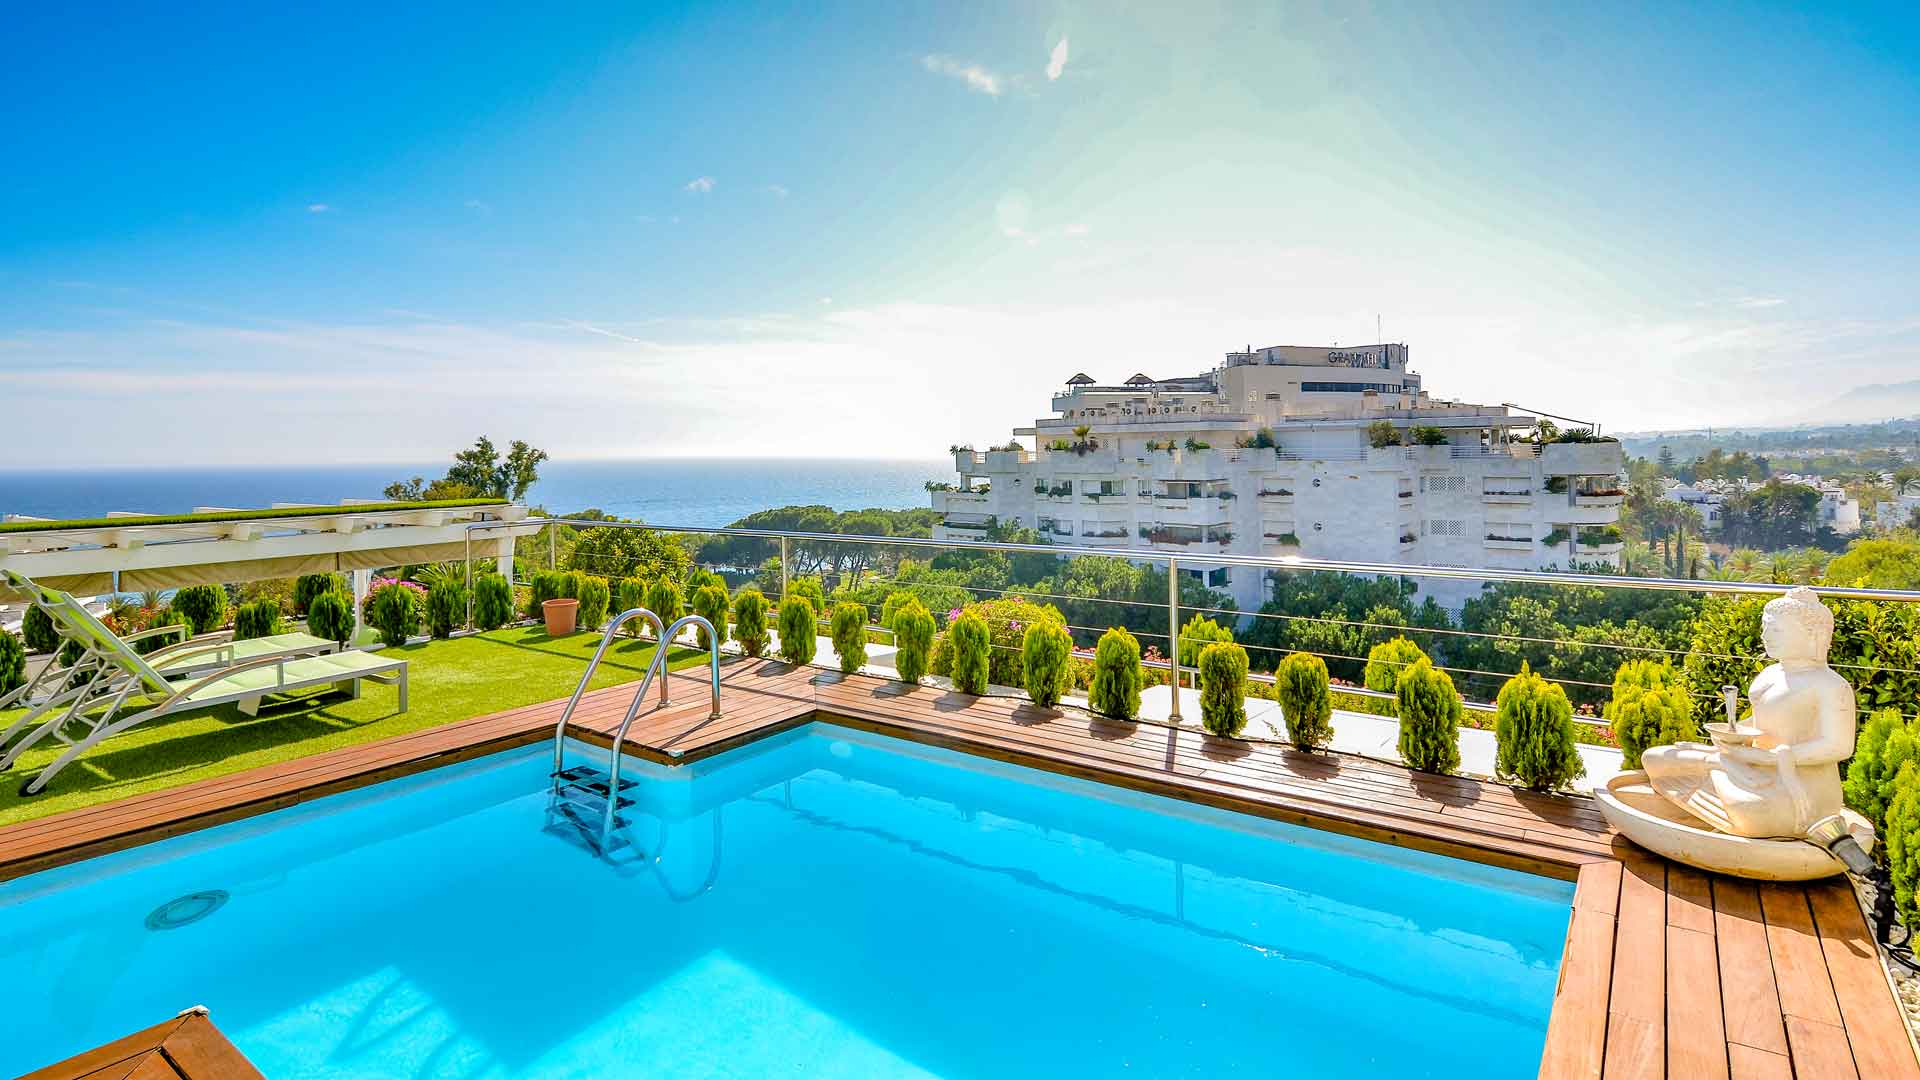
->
[931,342,1626,611]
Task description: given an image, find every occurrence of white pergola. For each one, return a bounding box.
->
[0,501,539,636]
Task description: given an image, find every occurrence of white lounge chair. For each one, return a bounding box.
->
[0,570,408,795]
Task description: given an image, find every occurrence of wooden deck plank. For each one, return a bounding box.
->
[1540,862,1622,1080]
[1760,885,1844,1027]
[1726,1042,1792,1080]
[1604,853,1666,1078]
[1668,924,1730,1080]
[1806,878,1920,1080]
[18,1011,261,1080]
[1713,878,1790,1058]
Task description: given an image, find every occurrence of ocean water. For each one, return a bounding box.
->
[1,725,1572,1079]
[0,458,948,527]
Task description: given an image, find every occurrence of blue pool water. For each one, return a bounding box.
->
[1,727,1573,1078]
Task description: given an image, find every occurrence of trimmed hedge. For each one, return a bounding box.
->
[1089,626,1142,721]
[368,583,421,648]
[1176,612,1234,669]
[1494,664,1585,791]
[1395,658,1462,773]
[233,599,284,641]
[777,596,817,666]
[1845,708,1919,837]
[830,602,868,674]
[306,590,354,645]
[528,571,568,619]
[692,583,730,649]
[22,605,58,653]
[787,576,826,617]
[575,575,611,632]
[293,573,345,615]
[1364,636,1427,696]
[172,585,228,635]
[646,578,684,628]
[426,580,466,639]
[1605,659,1695,770]
[733,588,771,658]
[472,573,514,630]
[1273,651,1332,750]
[880,590,917,630]
[949,612,990,695]
[617,577,651,635]
[1199,641,1251,737]
[892,598,935,684]
[0,629,24,695]
[1887,764,1920,936]
[1022,619,1073,708]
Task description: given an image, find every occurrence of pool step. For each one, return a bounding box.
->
[549,766,638,811]
[542,798,635,855]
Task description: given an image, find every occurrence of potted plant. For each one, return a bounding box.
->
[542,596,579,635]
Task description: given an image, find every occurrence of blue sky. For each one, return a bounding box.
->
[2,2,1916,465]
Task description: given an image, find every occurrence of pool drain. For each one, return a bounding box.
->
[145,889,229,931]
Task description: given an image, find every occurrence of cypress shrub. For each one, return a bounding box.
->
[1395,658,1462,773]
[1887,764,1920,935]
[233,599,284,641]
[787,576,826,617]
[368,583,421,648]
[1089,626,1143,721]
[135,608,189,654]
[1605,659,1696,770]
[172,585,227,635]
[777,596,817,666]
[22,605,58,653]
[880,590,917,631]
[686,567,724,595]
[732,588,770,658]
[306,590,354,646]
[1364,635,1427,695]
[1273,651,1333,750]
[617,577,651,636]
[1845,708,1920,837]
[949,611,990,694]
[1022,619,1073,707]
[892,598,935,684]
[293,573,345,615]
[425,580,466,639]
[692,583,730,649]
[575,575,611,632]
[0,628,25,695]
[472,573,514,630]
[830,602,868,674]
[646,578,684,631]
[1199,641,1251,737]
[528,571,568,619]
[58,638,84,671]
[1176,612,1235,669]
[1494,663,1585,791]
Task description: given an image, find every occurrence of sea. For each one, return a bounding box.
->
[0,458,950,527]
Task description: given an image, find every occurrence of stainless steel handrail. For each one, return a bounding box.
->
[602,614,721,840]
[551,606,666,776]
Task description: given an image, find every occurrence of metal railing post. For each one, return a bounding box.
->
[547,520,556,571]
[1166,555,1182,721]
[463,531,473,631]
[779,536,789,597]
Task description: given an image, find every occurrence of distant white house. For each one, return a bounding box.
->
[1876,480,1920,532]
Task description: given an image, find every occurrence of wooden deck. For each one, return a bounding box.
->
[4,656,1915,1080]
[19,1009,263,1080]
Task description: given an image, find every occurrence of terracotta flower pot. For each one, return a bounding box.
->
[542,598,579,636]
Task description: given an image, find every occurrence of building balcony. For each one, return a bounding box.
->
[929,490,990,514]
[939,513,995,533]
[1482,490,1534,505]
[1484,535,1534,551]
[1573,492,1625,510]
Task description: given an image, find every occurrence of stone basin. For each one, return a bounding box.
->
[1596,771,1874,881]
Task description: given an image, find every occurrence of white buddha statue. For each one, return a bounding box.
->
[1641,587,1856,839]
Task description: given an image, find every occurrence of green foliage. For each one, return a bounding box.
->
[57,638,84,672]
[646,578,684,627]
[787,576,826,617]
[830,602,868,674]
[368,583,421,648]
[472,573,514,631]
[305,590,354,645]
[948,612,990,694]
[879,590,918,630]
[1176,612,1234,669]
[0,629,25,694]
[691,583,730,649]
[1363,636,1427,695]
[1021,619,1073,707]
[1887,764,1920,936]
[171,585,228,635]
[1605,660,1696,770]
[293,573,345,615]
[1199,642,1251,737]
[1682,593,1920,718]
[385,436,546,502]
[1409,425,1450,446]
[574,575,611,632]
[1367,420,1401,448]
[1825,535,1920,590]
[1845,708,1920,837]
[564,520,691,582]
[777,596,818,666]
[929,597,1064,688]
[1089,626,1143,720]
[21,605,58,653]
[1395,659,1462,773]
[892,599,936,684]
[616,577,651,636]
[528,571,568,618]
[232,599,284,641]
[732,588,771,658]
[1494,664,1585,791]
[425,580,467,639]
[1273,651,1332,750]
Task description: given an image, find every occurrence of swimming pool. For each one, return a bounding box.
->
[2,725,1573,1078]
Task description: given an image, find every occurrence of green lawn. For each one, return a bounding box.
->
[0,626,705,828]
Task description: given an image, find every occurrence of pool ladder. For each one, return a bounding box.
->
[545,608,721,857]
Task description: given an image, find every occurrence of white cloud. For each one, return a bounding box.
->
[1733,296,1786,309]
[306,203,332,214]
[764,184,789,199]
[921,54,1002,96]
[1046,38,1069,81]
[684,176,715,193]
